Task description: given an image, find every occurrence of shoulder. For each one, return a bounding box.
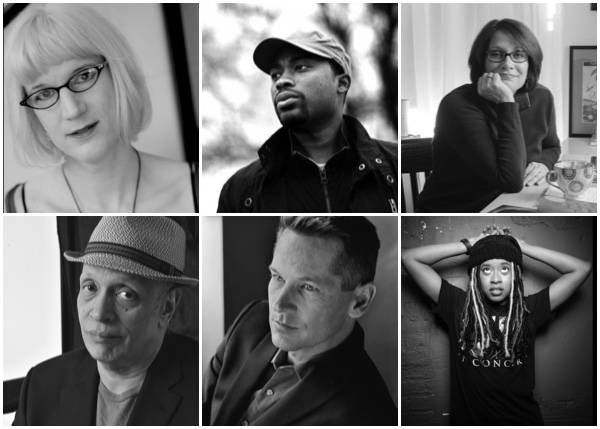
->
[442,83,478,105]
[18,166,74,212]
[528,84,555,104]
[138,152,195,212]
[228,300,269,336]
[26,348,93,382]
[218,159,264,211]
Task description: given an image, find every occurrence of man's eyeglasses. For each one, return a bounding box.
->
[20,62,107,110]
[486,49,528,63]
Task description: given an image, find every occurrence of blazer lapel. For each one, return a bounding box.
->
[58,353,98,425]
[212,334,276,425]
[128,341,183,425]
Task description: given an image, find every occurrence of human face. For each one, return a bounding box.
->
[269,46,343,130]
[484,31,529,94]
[25,57,121,164]
[77,265,170,372]
[268,230,354,363]
[478,259,513,303]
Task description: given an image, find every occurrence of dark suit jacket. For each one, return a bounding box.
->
[203,300,397,425]
[13,333,199,426]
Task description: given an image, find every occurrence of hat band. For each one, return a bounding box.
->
[84,242,184,277]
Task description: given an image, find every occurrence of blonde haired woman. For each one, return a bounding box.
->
[5,4,198,212]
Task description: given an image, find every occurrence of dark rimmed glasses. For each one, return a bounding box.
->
[19,62,107,110]
[486,49,528,63]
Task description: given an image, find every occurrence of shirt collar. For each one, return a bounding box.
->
[289,124,351,160]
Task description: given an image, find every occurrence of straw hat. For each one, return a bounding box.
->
[64,216,198,286]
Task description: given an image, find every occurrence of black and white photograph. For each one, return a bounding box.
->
[3,216,199,425]
[3,4,199,213]
[401,3,597,213]
[202,3,398,212]
[202,216,397,425]
[401,216,595,425]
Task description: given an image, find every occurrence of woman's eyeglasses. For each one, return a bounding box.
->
[19,62,107,110]
[486,49,528,63]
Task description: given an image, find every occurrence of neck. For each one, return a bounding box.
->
[287,318,354,366]
[291,115,343,164]
[62,144,140,212]
[97,361,148,395]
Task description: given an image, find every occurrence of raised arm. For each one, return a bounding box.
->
[401,238,476,303]
[520,241,591,311]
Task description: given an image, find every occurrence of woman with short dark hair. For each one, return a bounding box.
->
[417,19,560,212]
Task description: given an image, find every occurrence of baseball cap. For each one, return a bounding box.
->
[253,31,352,78]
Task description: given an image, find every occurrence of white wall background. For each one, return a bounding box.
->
[4,4,185,193]
[201,217,224,370]
[3,216,62,425]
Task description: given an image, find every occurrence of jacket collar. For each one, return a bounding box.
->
[257,115,386,180]
[58,351,99,425]
[213,323,366,425]
[57,334,185,425]
[128,334,185,425]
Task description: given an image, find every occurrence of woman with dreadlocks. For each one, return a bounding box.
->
[402,230,591,425]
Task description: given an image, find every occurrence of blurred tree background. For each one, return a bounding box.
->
[201,3,397,208]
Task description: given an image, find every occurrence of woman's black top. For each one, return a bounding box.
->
[417,83,560,212]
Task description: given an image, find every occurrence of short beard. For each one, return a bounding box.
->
[275,106,310,130]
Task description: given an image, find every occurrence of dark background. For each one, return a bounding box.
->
[401,216,596,425]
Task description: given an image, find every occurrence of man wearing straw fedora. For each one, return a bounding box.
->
[13,216,199,426]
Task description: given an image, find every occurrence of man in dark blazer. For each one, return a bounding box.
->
[203,216,397,425]
[13,217,199,426]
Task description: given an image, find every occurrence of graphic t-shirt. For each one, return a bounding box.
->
[435,279,552,425]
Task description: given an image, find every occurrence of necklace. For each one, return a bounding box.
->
[62,148,142,213]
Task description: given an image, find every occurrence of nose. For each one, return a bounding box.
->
[59,88,86,119]
[490,270,502,284]
[89,291,116,323]
[500,55,516,70]
[272,282,297,312]
[274,70,294,91]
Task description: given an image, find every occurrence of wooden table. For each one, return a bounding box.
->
[482,138,597,212]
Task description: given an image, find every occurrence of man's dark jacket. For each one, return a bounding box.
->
[217,115,398,213]
[203,300,397,425]
[13,333,199,426]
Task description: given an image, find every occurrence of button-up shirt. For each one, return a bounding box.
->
[241,349,308,424]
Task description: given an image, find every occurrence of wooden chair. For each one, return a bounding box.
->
[401,137,433,212]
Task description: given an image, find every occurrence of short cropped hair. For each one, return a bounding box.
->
[277,216,380,291]
[4,4,152,165]
[468,19,543,93]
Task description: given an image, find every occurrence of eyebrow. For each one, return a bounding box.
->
[28,63,96,93]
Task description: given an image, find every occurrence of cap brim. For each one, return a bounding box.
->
[64,251,199,287]
[253,37,330,74]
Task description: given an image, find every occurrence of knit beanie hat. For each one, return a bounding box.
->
[468,235,522,268]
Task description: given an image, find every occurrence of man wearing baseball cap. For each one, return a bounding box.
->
[13,217,199,426]
[217,31,398,213]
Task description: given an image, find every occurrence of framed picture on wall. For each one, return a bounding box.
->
[569,46,597,137]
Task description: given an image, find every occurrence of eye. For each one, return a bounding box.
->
[488,50,504,60]
[31,88,55,102]
[513,50,527,61]
[116,287,138,302]
[80,282,97,296]
[301,283,318,292]
[501,266,510,274]
[73,68,97,83]
[294,64,309,72]
[270,70,282,81]
[481,266,491,274]
[270,272,284,282]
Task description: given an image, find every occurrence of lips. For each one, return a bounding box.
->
[67,120,99,137]
[275,92,301,110]
[500,73,519,80]
[270,314,298,330]
[489,288,504,296]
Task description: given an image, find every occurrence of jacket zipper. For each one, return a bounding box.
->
[319,166,333,212]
